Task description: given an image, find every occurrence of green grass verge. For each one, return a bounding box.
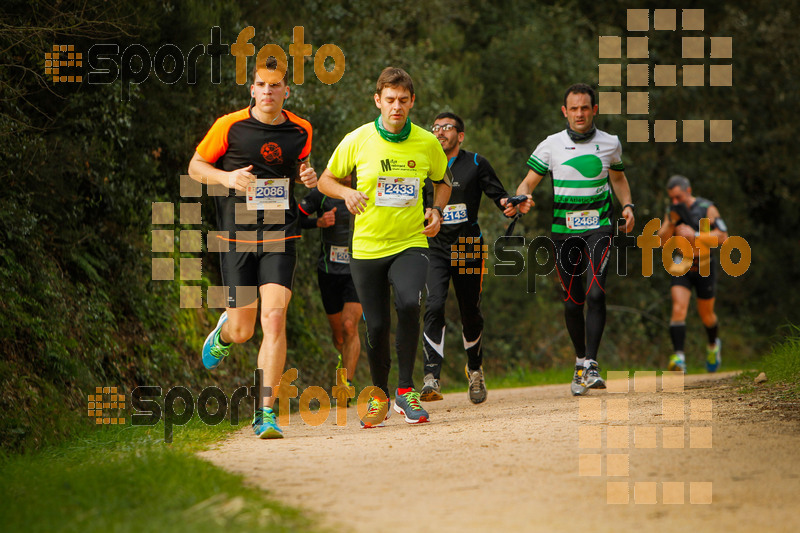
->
[760,329,800,388]
[0,416,319,533]
[736,326,800,397]
[485,366,570,389]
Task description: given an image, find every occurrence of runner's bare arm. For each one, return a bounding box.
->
[422,180,452,237]
[514,169,542,214]
[318,168,368,215]
[657,213,675,246]
[431,177,451,210]
[704,205,729,245]
[188,151,255,193]
[609,169,634,233]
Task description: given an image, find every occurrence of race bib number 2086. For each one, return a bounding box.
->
[246,178,290,210]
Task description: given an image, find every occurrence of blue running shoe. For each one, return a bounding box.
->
[253,407,283,439]
[202,312,230,370]
[706,338,722,373]
[393,389,429,424]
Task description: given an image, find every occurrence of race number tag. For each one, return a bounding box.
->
[442,203,468,225]
[246,178,289,210]
[565,209,600,230]
[329,245,350,264]
[375,176,419,207]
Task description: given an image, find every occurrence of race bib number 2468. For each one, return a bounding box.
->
[565,209,600,230]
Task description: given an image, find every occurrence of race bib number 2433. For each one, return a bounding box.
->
[375,176,419,207]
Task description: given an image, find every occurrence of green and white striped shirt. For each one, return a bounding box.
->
[527,129,624,235]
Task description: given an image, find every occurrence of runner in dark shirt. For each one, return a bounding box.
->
[188,60,317,439]
[420,112,517,405]
[656,174,728,373]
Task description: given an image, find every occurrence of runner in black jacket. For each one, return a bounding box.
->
[420,112,517,404]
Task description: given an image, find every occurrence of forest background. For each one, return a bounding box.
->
[2,0,797,451]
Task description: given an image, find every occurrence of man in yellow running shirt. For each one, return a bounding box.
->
[318,67,451,427]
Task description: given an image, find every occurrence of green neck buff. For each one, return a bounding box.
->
[375,116,411,142]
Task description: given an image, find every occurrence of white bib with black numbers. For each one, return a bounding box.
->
[375,176,419,207]
[329,245,350,264]
[442,203,468,225]
[566,209,600,230]
[246,178,290,210]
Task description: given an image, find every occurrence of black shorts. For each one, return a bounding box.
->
[671,260,717,300]
[317,270,360,315]
[220,250,297,307]
[553,232,612,304]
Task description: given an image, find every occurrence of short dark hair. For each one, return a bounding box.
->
[375,67,414,97]
[252,56,287,85]
[434,112,464,132]
[563,83,596,107]
[667,175,691,190]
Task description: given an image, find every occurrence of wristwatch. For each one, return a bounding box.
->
[432,206,444,218]
[623,203,635,212]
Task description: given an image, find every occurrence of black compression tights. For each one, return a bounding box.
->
[350,248,429,397]
[554,234,612,361]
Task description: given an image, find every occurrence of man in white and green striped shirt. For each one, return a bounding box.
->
[516,83,634,396]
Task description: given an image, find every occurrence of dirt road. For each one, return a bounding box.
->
[200,372,800,532]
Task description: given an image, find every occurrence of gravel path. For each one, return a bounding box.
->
[199,371,799,532]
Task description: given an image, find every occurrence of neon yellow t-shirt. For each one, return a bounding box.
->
[327,122,448,259]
